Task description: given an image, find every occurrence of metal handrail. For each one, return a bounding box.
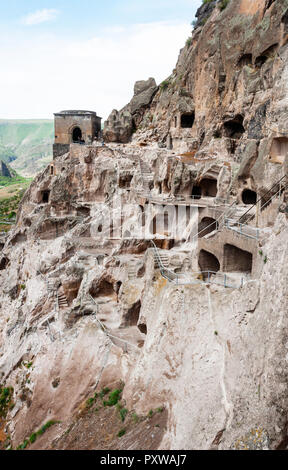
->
[150,240,244,288]
[238,175,288,223]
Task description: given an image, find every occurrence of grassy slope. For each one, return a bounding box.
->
[0,170,32,231]
[0,120,53,177]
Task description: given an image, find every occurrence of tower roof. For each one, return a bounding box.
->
[54,110,101,117]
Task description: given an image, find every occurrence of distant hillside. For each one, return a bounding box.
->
[0,120,53,177]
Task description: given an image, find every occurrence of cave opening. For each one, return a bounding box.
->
[89,279,115,299]
[198,250,220,275]
[255,43,279,68]
[282,9,288,34]
[224,115,245,139]
[270,137,288,159]
[200,178,217,197]
[0,256,9,271]
[198,217,219,238]
[192,185,202,199]
[223,244,252,273]
[242,189,257,205]
[42,190,50,204]
[237,53,252,67]
[123,300,141,327]
[181,112,195,129]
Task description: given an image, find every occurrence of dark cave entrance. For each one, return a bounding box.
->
[255,43,279,68]
[198,250,220,275]
[200,178,217,197]
[192,185,202,199]
[242,189,257,205]
[224,115,245,139]
[181,112,195,129]
[42,190,50,204]
[237,54,252,67]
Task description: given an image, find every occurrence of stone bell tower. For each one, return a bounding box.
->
[53,110,102,158]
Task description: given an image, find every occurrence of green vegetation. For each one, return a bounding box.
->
[186,37,192,47]
[103,388,122,407]
[218,0,229,11]
[264,255,268,264]
[99,387,110,399]
[132,412,139,424]
[118,429,126,438]
[117,403,128,423]
[85,392,98,409]
[23,361,33,369]
[0,120,53,177]
[159,80,170,92]
[0,186,29,231]
[16,420,59,450]
[202,0,214,3]
[0,386,14,418]
[148,409,154,418]
[0,173,29,188]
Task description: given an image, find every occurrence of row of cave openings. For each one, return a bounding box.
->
[198,245,253,278]
[236,43,279,70]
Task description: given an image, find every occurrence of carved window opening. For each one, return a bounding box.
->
[181,112,195,128]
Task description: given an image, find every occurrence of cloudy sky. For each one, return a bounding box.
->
[0,0,202,120]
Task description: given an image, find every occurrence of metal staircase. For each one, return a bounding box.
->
[150,240,245,288]
[224,175,288,239]
[58,292,69,308]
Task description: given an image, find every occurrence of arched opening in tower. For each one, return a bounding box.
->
[198,250,220,275]
[181,112,195,129]
[224,115,245,139]
[223,244,252,273]
[200,178,217,197]
[72,127,83,143]
[198,217,219,238]
[242,189,257,205]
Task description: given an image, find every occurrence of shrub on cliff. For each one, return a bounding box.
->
[218,0,229,10]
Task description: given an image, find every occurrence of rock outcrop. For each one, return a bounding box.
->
[103,78,158,143]
[0,160,13,178]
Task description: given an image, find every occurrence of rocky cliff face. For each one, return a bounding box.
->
[1,0,288,451]
[0,160,13,178]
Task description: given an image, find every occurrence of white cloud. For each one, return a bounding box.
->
[0,20,191,119]
[21,9,59,26]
